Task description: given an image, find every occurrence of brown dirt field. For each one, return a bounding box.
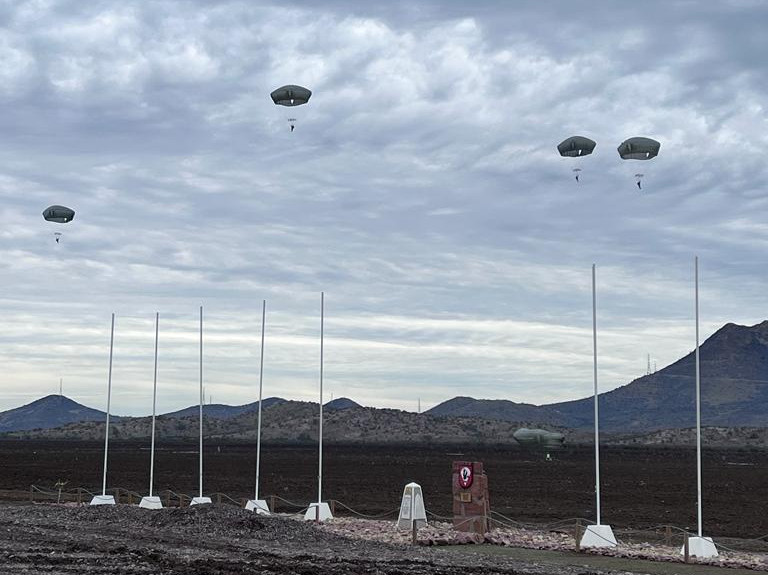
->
[2,440,768,539]
[1,503,616,575]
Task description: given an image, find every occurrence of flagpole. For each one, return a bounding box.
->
[148,312,159,497]
[695,256,703,537]
[199,305,203,499]
[101,313,115,497]
[592,264,601,525]
[318,292,324,510]
[255,300,266,501]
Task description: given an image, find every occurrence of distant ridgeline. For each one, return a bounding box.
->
[4,321,768,439]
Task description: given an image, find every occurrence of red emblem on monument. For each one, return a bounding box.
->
[458,463,474,489]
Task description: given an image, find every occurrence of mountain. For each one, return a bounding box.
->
[7,320,768,438]
[0,395,119,433]
[162,397,285,419]
[426,396,558,423]
[324,397,361,411]
[427,321,768,431]
[8,400,551,445]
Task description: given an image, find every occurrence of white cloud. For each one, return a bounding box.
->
[1,0,767,415]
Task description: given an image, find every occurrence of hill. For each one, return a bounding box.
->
[8,321,768,439]
[163,397,286,419]
[324,397,361,411]
[6,400,561,445]
[427,321,768,431]
[0,395,119,433]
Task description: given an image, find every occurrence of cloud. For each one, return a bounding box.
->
[1,0,766,415]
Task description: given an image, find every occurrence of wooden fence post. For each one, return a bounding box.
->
[683,531,690,563]
[665,525,672,546]
[270,495,276,513]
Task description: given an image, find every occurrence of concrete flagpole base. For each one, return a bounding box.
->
[303,502,333,521]
[89,495,116,506]
[580,524,617,548]
[190,496,212,506]
[682,536,718,558]
[245,499,270,515]
[139,496,163,509]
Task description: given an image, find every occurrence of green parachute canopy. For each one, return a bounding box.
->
[617,137,660,160]
[270,85,312,107]
[513,428,565,451]
[42,205,75,223]
[557,136,596,157]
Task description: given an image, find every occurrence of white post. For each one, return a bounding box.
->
[139,313,163,509]
[304,292,332,521]
[246,300,270,513]
[91,314,117,505]
[149,312,159,497]
[190,306,211,506]
[199,305,203,499]
[580,265,616,548]
[102,313,115,497]
[318,291,324,508]
[255,300,266,500]
[695,255,702,537]
[683,256,718,557]
[592,264,601,525]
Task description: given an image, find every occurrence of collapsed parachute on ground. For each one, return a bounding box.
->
[42,205,75,223]
[558,136,596,182]
[513,428,565,451]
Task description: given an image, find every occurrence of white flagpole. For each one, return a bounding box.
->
[318,292,324,509]
[101,313,115,497]
[148,312,159,497]
[695,256,703,537]
[255,300,266,501]
[199,305,204,499]
[592,264,602,525]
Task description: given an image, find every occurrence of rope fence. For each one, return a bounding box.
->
[17,485,768,561]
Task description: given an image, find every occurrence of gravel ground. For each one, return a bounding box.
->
[319,517,768,572]
[0,503,654,575]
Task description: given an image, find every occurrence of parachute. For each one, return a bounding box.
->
[513,428,565,453]
[42,205,75,223]
[270,85,312,132]
[617,137,660,160]
[557,136,596,182]
[42,205,75,243]
[618,137,660,190]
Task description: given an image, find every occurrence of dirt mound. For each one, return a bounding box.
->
[0,503,627,574]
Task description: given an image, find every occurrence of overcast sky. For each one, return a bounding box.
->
[1,0,767,416]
